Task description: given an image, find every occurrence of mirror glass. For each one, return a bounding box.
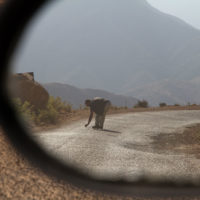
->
[7,0,200,183]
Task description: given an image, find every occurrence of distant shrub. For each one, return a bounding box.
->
[174,104,180,106]
[13,98,36,122]
[134,100,149,108]
[109,105,127,111]
[159,102,167,107]
[110,106,117,110]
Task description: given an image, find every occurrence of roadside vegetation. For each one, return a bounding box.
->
[13,96,72,126]
[134,100,149,108]
[12,97,134,130]
[159,102,167,107]
[12,96,200,132]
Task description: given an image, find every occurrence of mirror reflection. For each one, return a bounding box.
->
[7,0,200,182]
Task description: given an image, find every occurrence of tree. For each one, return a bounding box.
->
[159,102,167,107]
[134,100,149,108]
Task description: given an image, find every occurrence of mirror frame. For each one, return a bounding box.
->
[0,0,200,197]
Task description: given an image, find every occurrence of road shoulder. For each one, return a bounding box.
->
[151,123,200,158]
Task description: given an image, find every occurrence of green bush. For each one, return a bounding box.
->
[13,98,36,122]
[37,104,58,124]
[12,96,72,125]
[159,102,167,107]
[134,100,149,108]
[48,96,72,113]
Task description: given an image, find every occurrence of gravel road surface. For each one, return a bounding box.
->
[34,110,200,183]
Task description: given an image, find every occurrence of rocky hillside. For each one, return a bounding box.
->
[9,72,49,109]
[43,82,138,109]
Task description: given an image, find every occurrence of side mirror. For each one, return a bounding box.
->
[1,0,200,197]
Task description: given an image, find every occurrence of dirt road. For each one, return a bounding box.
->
[34,110,200,183]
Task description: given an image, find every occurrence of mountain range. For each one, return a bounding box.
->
[42,83,138,108]
[15,0,200,105]
[42,82,138,109]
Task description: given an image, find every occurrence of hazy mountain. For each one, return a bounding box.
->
[15,0,200,105]
[126,79,200,106]
[42,83,138,109]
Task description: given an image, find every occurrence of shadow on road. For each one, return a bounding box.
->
[102,129,121,134]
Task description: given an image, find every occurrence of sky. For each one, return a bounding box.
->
[11,0,200,104]
[13,0,200,85]
[147,0,200,30]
